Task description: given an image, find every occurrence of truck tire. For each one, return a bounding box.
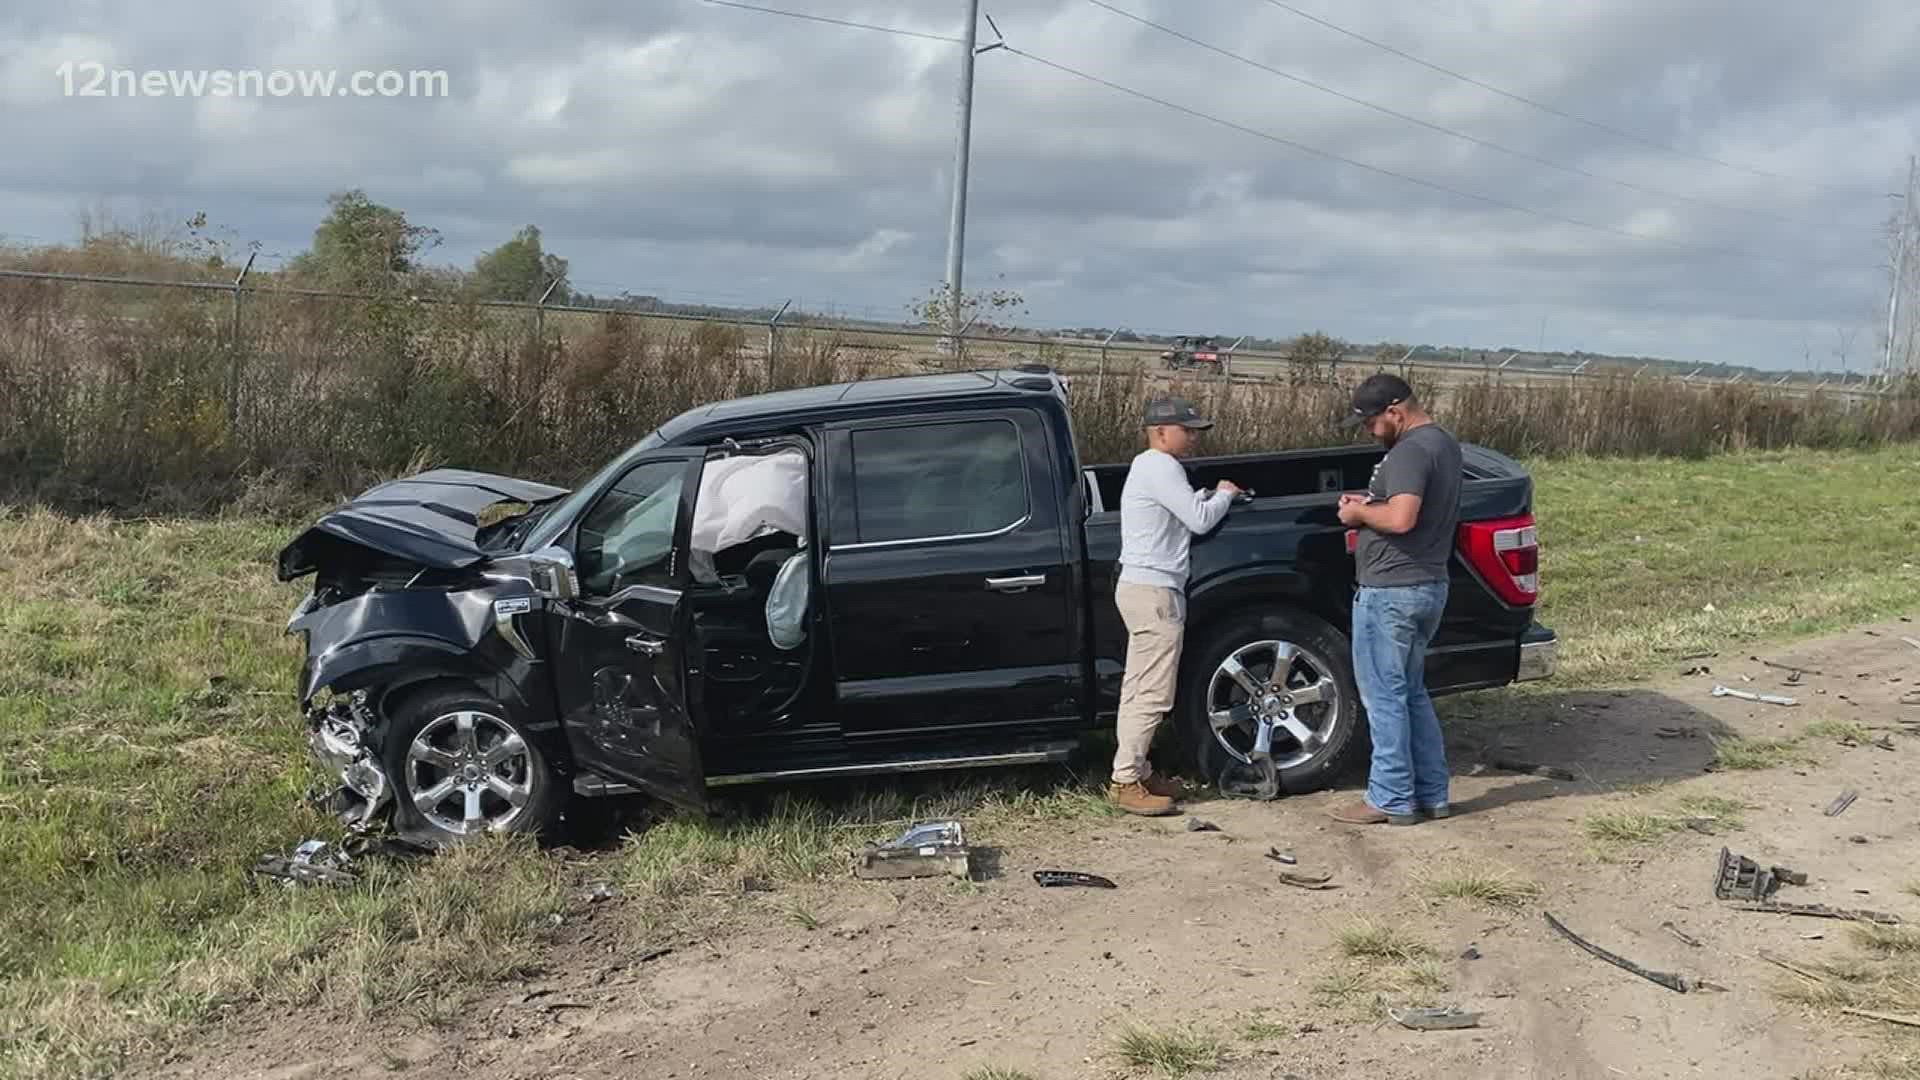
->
[382,685,561,846]
[1176,607,1363,794]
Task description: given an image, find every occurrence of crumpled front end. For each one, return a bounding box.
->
[306,690,394,831]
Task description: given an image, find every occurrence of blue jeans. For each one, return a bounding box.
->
[1353,582,1450,817]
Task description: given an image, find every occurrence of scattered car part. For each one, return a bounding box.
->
[1490,759,1577,781]
[1186,818,1221,833]
[1264,847,1298,866]
[1273,870,1336,891]
[1826,790,1859,817]
[582,881,618,903]
[1542,911,1702,993]
[1752,656,1827,677]
[1875,734,1898,751]
[1033,870,1116,889]
[1388,1005,1482,1031]
[1711,685,1799,707]
[251,839,358,888]
[855,820,971,881]
[1713,847,1807,901]
[1725,900,1901,925]
[1682,665,1711,677]
[1460,945,1482,960]
[1660,921,1703,948]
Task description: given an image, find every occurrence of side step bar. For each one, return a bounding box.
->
[575,742,1081,797]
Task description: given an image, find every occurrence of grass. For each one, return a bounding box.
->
[961,1070,1039,1080]
[1238,1011,1290,1041]
[1772,919,1920,1075]
[1711,735,1813,770]
[1314,921,1451,1023]
[1581,792,1747,858]
[1336,920,1434,963]
[1805,719,1877,744]
[1518,447,1920,687]
[1109,1023,1225,1078]
[1417,861,1543,910]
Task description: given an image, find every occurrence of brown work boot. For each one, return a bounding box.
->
[1108,781,1177,817]
[1329,800,1419,826]
[1140,772,1181,798]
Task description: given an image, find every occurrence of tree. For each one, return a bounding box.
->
[911,280,1026,336]
[471,225,570,303]
[288,189,440,292]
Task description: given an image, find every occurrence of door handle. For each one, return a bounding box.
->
[985,574,1047,594]
[624,634,666,656]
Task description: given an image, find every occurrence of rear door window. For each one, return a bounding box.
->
[848,420,1028,543]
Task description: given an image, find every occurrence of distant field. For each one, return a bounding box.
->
[4,444,1920,1076]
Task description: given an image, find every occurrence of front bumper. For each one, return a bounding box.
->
[1516,624,1558,682]
[306,695,394,830]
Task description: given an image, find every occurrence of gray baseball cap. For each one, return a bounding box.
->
[1143,395,1213,429]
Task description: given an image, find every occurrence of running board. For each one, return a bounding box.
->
[707,742,1080,788]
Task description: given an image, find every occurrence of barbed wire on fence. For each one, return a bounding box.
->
[0,264,1894,399]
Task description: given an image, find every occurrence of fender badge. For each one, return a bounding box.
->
[494,598,532,618]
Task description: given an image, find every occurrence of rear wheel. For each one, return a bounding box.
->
[382,686,561,845]
[1178,607,1363,793]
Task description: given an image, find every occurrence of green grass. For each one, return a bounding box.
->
[1109,1024,1224,1078]
[961,1069,1040,1080]
[1523,448,1920,687]
[1238,1011,1290,1041]
[1582,792,1747,858]
[1804,719,1876,744]
[1336,921,1433,963]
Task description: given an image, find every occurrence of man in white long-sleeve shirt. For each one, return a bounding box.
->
[1109,396,1242,816]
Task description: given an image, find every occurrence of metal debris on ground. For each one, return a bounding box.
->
[1032,870,1116,889]
[1186,817,1221,833]
[1542,911,1708,993]
[1264,847,1298,865]
[1711,685,1799,707]
[1273,870,1336,891]
[1714,847,1807,902]
[1660,921,1704,948]
[1682,665,1712,677]
[582,881,618,903]
[1725,899,1902,925]
[1753,656,1826,676]
[1825,790,1859,817]
[1460,944,1482,960]
[1388,1005,1483,1031]
[1490,759,1578,781]
[250,839,358,888]
[1216,753,1280,801]
[854,820,971,881]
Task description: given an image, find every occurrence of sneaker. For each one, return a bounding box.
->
[1108,781,1177,817]
[1329,800,1420,826]
[1140,772,1181,798]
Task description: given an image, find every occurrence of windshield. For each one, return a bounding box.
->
[521,430,667,552]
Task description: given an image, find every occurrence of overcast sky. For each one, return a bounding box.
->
[3,0,1915,368]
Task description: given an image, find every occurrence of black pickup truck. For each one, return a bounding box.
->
[280,366,1555,843]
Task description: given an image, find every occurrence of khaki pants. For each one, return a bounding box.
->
[1112,582,1186,784]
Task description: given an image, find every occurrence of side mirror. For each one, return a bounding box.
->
[526,545,579,601]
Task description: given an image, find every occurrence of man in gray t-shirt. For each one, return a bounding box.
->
[1331,374,1463,827]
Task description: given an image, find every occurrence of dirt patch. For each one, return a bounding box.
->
[148,619,1920,1080]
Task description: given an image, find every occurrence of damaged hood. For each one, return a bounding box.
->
[277,468,569,580]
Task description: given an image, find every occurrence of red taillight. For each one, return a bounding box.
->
[1345,529,1358,554]
[1457,515,1540,607]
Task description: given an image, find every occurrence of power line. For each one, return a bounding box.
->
[1003,45,1872,271]
[1084,0,1863,231]
[699,0,963,44]
[1252,0,1879,197]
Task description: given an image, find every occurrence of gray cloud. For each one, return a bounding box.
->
[1,0,1914,366]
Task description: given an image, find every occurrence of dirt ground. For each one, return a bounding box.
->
[152,618,1920,1080]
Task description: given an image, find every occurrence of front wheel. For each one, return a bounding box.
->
[382,686,561,846]
[1178,607,1363,794]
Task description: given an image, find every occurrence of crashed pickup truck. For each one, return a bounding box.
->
[281,365,1555,844]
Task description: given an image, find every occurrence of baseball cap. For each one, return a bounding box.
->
[1340,374,1413,428]
[1143,395,1213,429]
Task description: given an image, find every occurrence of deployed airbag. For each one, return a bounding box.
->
[689,450,809,582]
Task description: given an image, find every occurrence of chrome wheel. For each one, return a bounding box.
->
[405,710,536,836]
[1205,639,1343,770]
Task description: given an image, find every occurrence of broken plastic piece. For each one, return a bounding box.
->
[1711,685,1799,707]
[1273,870,1336,891]
[1714,847,1806,902]
[1826,790,1859,817]
[1388,1006,1482,1031]
[854,820,971,881]
[1032,870,1116,889]
[1264,847,1298,866]
[1216,753,1279,801]
[1542,911,1699,993]
[1727,900,1900,925]
[251,839,358,888]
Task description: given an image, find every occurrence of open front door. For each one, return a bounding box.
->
[549,449,709,813]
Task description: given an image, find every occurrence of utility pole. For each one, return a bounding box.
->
[942,0,982,350]
[1885,154,1916,382]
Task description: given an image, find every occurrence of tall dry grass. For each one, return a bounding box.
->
[1,275,1916,512]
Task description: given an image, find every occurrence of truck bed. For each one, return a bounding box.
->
[1079,442,1539,717]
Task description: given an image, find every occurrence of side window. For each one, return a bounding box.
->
[575,460,688,595]
[849,419,1028,543]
